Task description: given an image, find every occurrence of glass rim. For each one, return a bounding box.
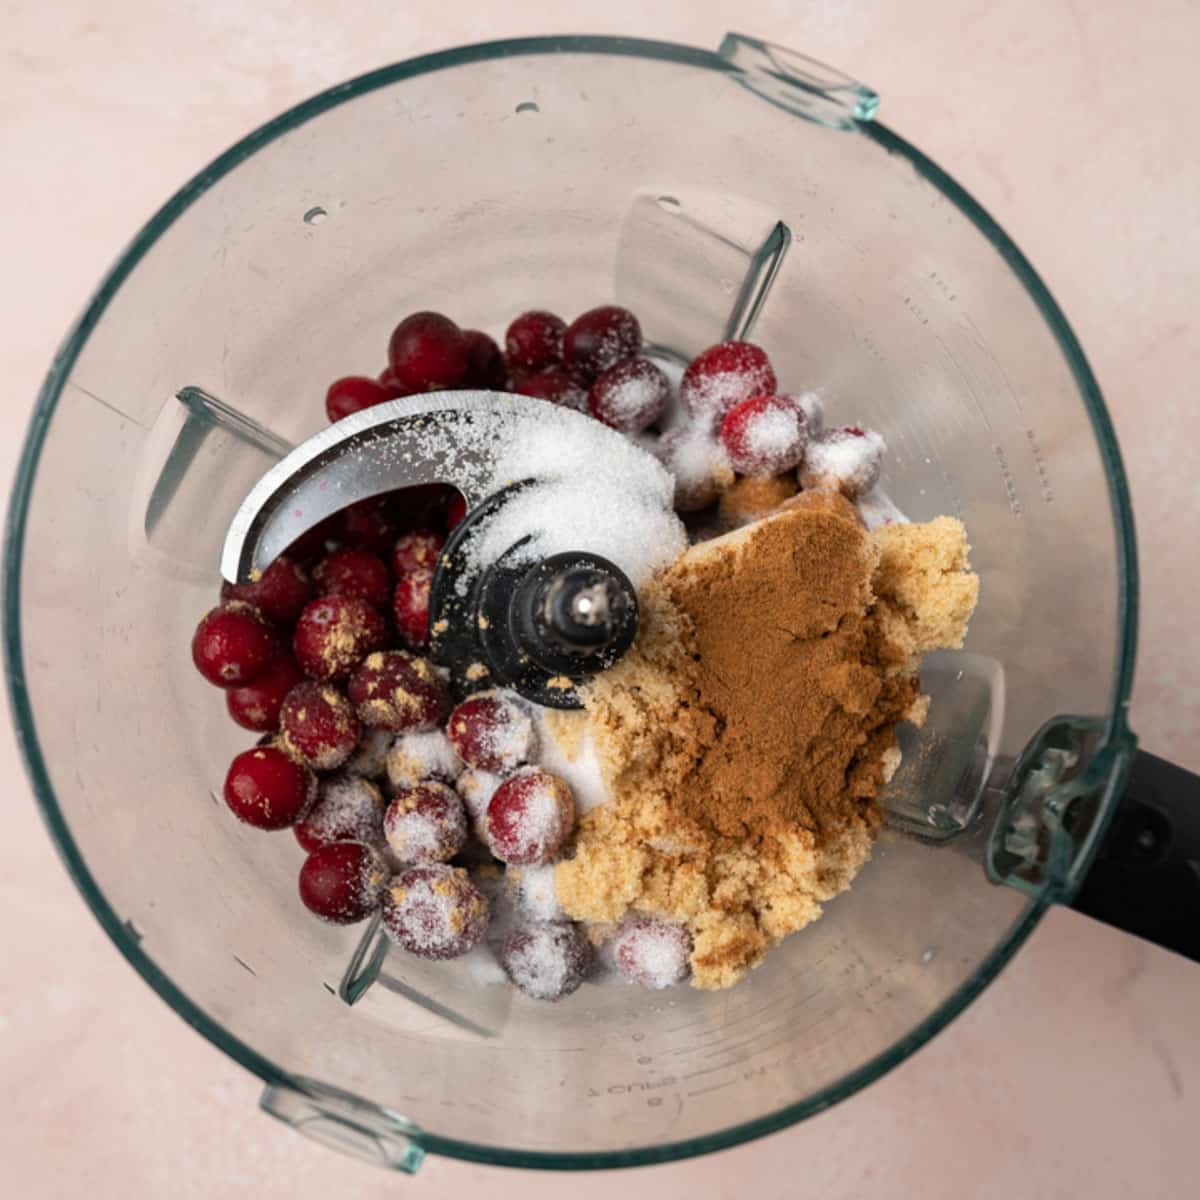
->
[2,33,1136,1171]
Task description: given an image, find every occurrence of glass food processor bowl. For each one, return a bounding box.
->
[5,34,1138,1173]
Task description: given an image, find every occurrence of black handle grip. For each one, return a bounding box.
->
[1070,749,1200,961]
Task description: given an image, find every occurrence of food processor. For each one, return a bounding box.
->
[7,33,1198,1174]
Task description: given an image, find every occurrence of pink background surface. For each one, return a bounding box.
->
[2,2,1197,1196]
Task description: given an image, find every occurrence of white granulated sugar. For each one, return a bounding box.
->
[344,728,391,779]
[456,768,502,836]
[658,420,733,510]
[856,487,909,531]
[787,392,824,436]
[509,864,567,923]
[801,428,885,497]
[744,404,802,458]
[531,708,610,814]
[386,729,462,790]
[479,692,537,769]
[460,940,508,986]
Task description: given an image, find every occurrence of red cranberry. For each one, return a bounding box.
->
[511,368,586,410]
[613,915,693,989]
[588,357,671,432]
[223,745,316,830]
[799,426,886,498]
[313,547,392,609]
[562,305,641,382]
[387,311,469,391]
[280,681,360,770]
[325,375,397,423]
[681,341,777,418]
[385,483,456,534]
[445,491,468,531]
[338,497,399,556]
[720,394,809,477]
[391,529,445,575]
[392,568,434,652]
[378,364,414,396]
[486,769,575,865]
[294,773,386,853]
[384,782,468,863]
[382,864,490,959]
[501,923,591,1001]
[293,595,387,681]
[299,841,389,924]
[446,691,537,772]
[220,555,314,626]
[348,650,447,731]
[462,329,507,389]
[192,603,280,688]
[386,729,462,790]
[505,310,566,372]
[226,654,306,732]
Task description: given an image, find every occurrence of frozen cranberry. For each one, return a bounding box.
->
[192,602,280,688]
[223,745,316,830]
[613,915,693,989]
[313,547,392,609]
[562,305,641,382]
[456,768,502,838]
[462,329,507,389]
[293,595,387,681]
[382,864,490,959]
[446,691,537,772]
[386,729,462,790]
[299,841,389,924]
[220,555,314,626]
[655,425,735,513]
[392,568,433,651]
[225,654,306,732]
[799,426,886,498]
[588,357,670,433]
[348,650,447,731]
[378,364,414,396]
[339,497,399,556]
[789,391,824,436]
[294,773,386,852]
[391,529,445,576]
[720,394,809,477]
[505,310,566,372]
[501,923,591,1001]
[344,727,392,780]
[485,768,575,866]
[280,681,360,770]
[387,311,468,391]
[680,341,777,418]
[511,368,586,410]
[445,491,468,531]
[325,375,396,424]
[384,782,468,864]
[509,863,567,924]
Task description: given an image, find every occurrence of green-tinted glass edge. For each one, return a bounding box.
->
[2,34,1135,1172]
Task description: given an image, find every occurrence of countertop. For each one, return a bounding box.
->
[1,2,1197,1197]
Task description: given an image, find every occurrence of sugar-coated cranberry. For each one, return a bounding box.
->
[562,305,641,382]
[338,497,399,556]
[225,654,306,732]
[485,768,575,866]
[313,547,392,609]
[788,391,824,436]
[613,915,693,989]
[588,357,671,432]
[223,745,316,830]
[462,329,508,389]
[391,529,445,576]
[446,691,537,772]
[220,555,314,626]
[294,773,386,852]
[299,841,389,924]
[192,603,280,688]
[501,923,591,1001]
[280,681,360,770]
[384,782,468,863]
[386,729,462,790]
[445,491,468,531]
[511,368,586,410]
[382,864,490,959]
[293,595,387,681]
[455,768,503,838]
[799,426,886,498]
[681,341,777,418]
[325,375,397,423]
[344,727,392,780]
[387,311,469,391]
[655,425,735,513]
[348,650,447,731]
[720,394,809,477]
[505,310,567,372]
[392,568,433,652]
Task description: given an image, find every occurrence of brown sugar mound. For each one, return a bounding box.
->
[555,492,977,988]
